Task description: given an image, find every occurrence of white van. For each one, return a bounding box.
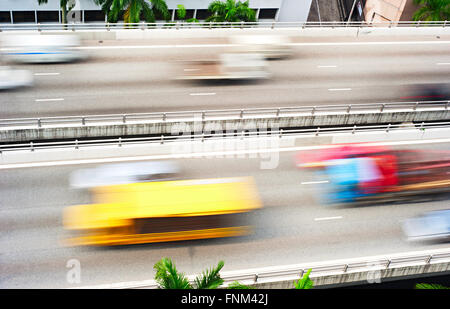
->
[1,34,86,64]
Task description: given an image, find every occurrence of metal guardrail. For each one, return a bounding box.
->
[75,248,450,288]
[0,21,448,32]
[1,100,449,130]
[1,121,449,153]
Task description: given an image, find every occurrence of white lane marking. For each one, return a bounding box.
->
[436,63,450,65]
[35,98,64,102]
[314,216,343,221]
[301,180,329,185]
[2,137,450,170]
[328,88,352,91]
[33,73,60,76]
[318,65,337,68]
[68,40,450,50]
[190,92,216,96]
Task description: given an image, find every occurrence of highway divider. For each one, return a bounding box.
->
[1,101,449,143]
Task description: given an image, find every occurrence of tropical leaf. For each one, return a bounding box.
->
[415,283,450,289]
[228,281,253,289]
[194,260,225,289]
[293,269,314,289]
[154,257,192,289]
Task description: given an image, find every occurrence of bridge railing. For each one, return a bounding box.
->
[0,21,448,31]
[0,100,448,130]
[2,121,449,153]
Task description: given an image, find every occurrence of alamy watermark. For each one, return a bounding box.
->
[169,117,294,169]
[66,258,81,284]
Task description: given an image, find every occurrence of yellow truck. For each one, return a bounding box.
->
[63,177,262,246]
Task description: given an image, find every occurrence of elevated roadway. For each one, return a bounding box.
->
[1,139,449,288]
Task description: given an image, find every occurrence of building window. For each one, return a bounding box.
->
[13,11,35,23]
[0,11,11,23]
[84,10,105,22]
[258,8,277,19]
[196,9,211,20]
[37,11,59,23]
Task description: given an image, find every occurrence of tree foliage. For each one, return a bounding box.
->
[293,269,314,289]
[154,258,228,289]
[412,0,450,21]
[94,0,170,23]
[415,283,450,289]
[206,0,256,22]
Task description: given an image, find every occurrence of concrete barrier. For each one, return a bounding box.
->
[2,109,449,143]
[2,125,450,167]
[1,26,449,42]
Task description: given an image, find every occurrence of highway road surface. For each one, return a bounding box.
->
[1,35,450,119]
[1,140,449,288]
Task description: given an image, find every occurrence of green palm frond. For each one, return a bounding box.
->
[415,283,450,289]
[412,0,450,21]
[294,269,314,289]
[154,257,192,289]
[228,281,252,289]
[194,260,225,289]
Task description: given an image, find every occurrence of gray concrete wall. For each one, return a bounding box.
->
[1,109,449,143]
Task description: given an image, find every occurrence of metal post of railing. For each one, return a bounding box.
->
[316,127,320,136]
[279,128,283,138]
[30,142,34,152]
[160,135,164,144]
[299,269,304,278]
[352,125,356,134]
[202,111,206,121]
[118,137,122,147]
[386,260,391,269]
[414,102,419,110]
[311,107,316,115]
[75,139,79,149]
[446,101,449,110]
[347,105,352,113]
[209,22,212,29]
[81,117,86,126]
[37,23,41,32]
[163,113,166,121]
[426,255,433,264]
[386,124,391,132]
[254,274,258,283]
[380,104,385,112]
[122,115,126,124]
[276,108,280,117]
[343,264,349,273]
[72,22,75,32]
[106,22,110,31]
[37,118,42,128]
[240,110,244,119]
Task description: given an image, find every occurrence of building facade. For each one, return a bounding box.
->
[0,0,313,23]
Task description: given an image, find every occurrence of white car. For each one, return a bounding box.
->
[402,209,450,242]
[69,161,181,189]
[0,66,33,90]
[1,34,86,64]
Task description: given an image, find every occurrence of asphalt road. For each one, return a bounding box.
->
[1,141,449,288]
[1,36,450,118]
